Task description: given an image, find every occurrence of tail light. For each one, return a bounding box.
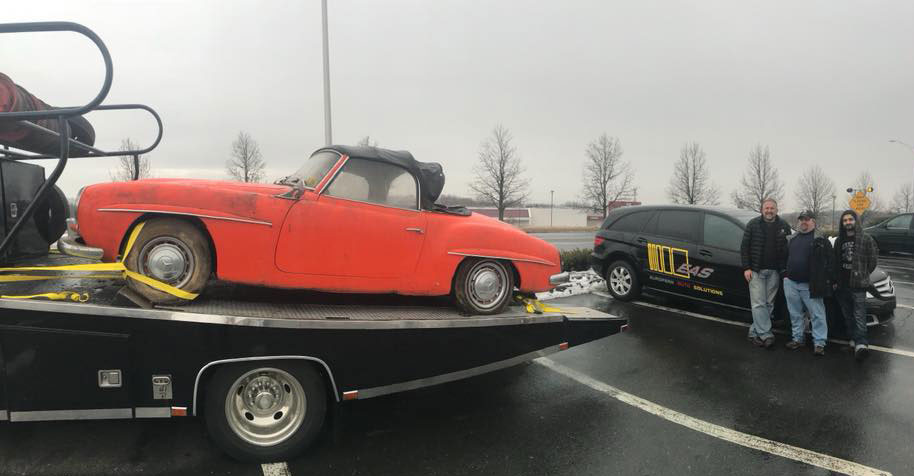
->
[594,236,605,246]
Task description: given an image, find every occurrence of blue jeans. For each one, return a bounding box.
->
[783,278,828,347]
[835,288,867,346]
[748,269,779,340]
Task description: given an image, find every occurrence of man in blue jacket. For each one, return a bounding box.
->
[783,211,833,355]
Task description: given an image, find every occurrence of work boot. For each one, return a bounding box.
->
[763,337,775,349]
[814,346,825,356]
[748,336,764,347]
[854,344,869,362]
[785,341,803,350]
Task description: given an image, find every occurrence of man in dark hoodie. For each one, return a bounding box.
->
[834,209,879,361]
[783,211,833,355]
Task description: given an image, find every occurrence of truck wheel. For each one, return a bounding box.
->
[454,258,514,315]
[605,260,640,301]
[124,218,212,304]
[204,361,327,462]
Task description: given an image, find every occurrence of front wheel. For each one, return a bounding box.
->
[453,258,515,315]
[124,218,212,304]
[605,260,641,301]
[204,361,328,462]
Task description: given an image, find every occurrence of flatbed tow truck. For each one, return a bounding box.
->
[0,22,626,461]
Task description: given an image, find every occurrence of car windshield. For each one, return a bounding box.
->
[287,151,341,189]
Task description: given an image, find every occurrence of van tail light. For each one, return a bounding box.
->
[594,236,605,247]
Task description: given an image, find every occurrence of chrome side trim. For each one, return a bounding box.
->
[97,209,272,227]
[10,408,132,422]
[135,407,171,418]
[0,410,7,421]
[192,355,342,416]
[448,251,555,267]
[350,344,563,400]
[0,298,563,330]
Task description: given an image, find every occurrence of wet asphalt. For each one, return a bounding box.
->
[1,257,913,475]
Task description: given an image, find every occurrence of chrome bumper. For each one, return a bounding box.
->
[549,272,570,285]
[57,225,104,260]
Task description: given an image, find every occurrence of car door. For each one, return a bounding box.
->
[275,157,427,279]
[640,209,702,298]
[698,212,748,308]
[879,214,912,254]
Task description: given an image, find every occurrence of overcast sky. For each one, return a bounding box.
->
[4,0,914,211]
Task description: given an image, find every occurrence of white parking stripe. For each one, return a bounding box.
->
[898,304,914,311]
[537,358,893,476]
[262,462,292,476]
[593,292,914,360]
[890,280,914,285]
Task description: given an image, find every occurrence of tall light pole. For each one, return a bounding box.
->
[550,190,554,227]
[831,194,836,232]
[321,0,333,145]
[890,139,914,211]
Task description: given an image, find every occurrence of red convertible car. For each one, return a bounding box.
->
[61,146,563,314]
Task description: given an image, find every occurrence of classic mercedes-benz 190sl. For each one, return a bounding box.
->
[61,145,563,314]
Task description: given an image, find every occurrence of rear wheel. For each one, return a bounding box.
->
[605,260,641,301]
[204,361,327,462]
[453,258,514,315]
[124,218,212,304]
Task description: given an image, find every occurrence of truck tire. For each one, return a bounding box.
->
[124,218,212,304]
[34,185,69,245]
[605,260,641,301]
[204,361,327,462]
[453,258,514,315]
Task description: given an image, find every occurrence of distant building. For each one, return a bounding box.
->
[467,208,531,225]
[585,200,643,226]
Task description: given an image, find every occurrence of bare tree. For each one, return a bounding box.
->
[226,131,266,183]
[580,134,634,218]
[357,136,379,147]
[469,125,529,221]
[891,183,914,213]
[109,138,151,181]
[666,141,720,205]
[794,165,835,218]
[731,144,785,210]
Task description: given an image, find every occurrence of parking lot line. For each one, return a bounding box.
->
[537,358,893,476]
[592,292,914,360]
[891,280,914,285]
[262,462,292,476]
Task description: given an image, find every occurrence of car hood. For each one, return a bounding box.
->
[79,178,294,224]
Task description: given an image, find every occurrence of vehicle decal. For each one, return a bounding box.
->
[693,284,724,296]
[675,263,715,279]
[647,243,690,278]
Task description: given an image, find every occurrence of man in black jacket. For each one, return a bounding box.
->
[741,198,792,348]
[783,211,833,355]
[834,209,879,361]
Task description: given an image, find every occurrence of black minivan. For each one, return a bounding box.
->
[590,205,896,325]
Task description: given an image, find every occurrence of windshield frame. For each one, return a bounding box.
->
[288,150,344,192]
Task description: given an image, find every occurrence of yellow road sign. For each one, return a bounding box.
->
[849,191,871,215]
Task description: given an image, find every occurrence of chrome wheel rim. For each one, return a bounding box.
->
[466,261,510,310]
[224,367,306,447]
[138,236,194,287]
[609,266,632,296]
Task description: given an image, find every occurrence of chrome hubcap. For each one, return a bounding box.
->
[225,368,306,447]
[609,267,632,295]
[139,237,193,287]
[467,262,509,310]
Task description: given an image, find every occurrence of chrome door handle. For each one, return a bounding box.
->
[405,227,424,234]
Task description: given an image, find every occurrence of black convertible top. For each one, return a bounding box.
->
[319,145,445,210]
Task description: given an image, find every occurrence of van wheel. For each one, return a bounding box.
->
[205,361,327,462]
[124,218,212,304]
[454,258,514,315]
[605,260,640,301]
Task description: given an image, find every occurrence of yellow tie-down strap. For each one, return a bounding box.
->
[516,296,562,314]
[0,222,198,302]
